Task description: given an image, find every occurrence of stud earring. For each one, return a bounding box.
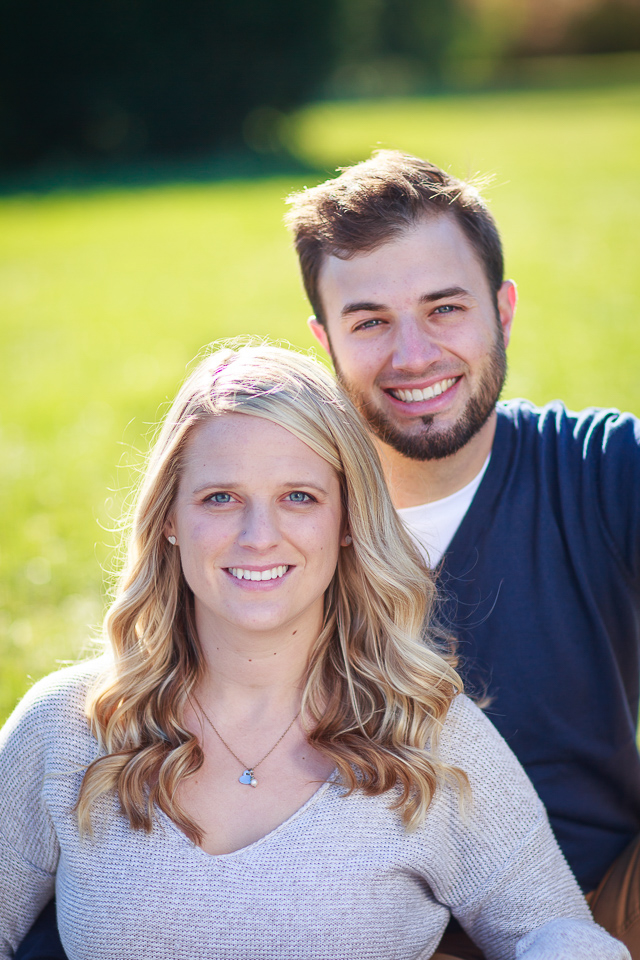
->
[167,536,177,546]
[344,535,352,545]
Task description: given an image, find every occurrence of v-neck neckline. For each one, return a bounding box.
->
[156,773,338,862]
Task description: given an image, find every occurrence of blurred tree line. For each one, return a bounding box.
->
[0,0,339,170]
[0,0,638,172]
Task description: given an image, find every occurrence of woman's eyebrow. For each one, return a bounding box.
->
[283,482,329,496]
[191,481,330,496]
[191,480,238,494]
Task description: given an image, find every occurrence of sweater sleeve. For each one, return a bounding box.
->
[575,407,640,586]
[0,665,99,959]
[424,696,629,960]
[0,690,59,957]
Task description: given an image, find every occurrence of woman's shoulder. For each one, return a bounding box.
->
[440,693,524,757]
[441,692,501,737]
[436,691,494,746]
[0,655,108,746]
[436,693,545,817]
[0,657,109,813]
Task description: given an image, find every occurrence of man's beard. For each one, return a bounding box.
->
[332,331,507,462]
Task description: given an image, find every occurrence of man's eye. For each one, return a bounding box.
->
[286,491,313,503]
[434,304,457,315]
[355,318,384,331]
[206,492,234,503]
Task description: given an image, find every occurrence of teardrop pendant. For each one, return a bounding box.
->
[193,694,300,791]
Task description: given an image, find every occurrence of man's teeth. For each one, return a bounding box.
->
[391,378,457,403]
[228,566,289,581]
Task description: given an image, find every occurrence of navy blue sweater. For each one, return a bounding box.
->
[440,399,640,892]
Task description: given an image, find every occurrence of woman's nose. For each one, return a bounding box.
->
[236,504,280,551]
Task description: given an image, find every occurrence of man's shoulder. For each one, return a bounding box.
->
[490,401,640,565]
[496,398,640,455]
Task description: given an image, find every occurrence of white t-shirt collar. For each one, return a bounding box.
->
[397,455,491,568]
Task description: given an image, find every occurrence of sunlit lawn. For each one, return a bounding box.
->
[1,82,639,721]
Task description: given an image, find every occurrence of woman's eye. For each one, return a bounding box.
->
[286,491,313,503]
[207,492,234,504]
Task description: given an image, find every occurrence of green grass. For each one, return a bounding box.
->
[1,82,639,722]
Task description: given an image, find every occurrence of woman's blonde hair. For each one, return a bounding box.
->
[77,342,466,840]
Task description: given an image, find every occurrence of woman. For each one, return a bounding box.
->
[0,344,628,959]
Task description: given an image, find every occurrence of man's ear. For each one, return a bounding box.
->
[497,280,517,348]
[308,316,331,355]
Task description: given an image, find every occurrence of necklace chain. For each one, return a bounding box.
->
[193,694,301,774]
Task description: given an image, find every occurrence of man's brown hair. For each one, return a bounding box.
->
[285,150,504,325]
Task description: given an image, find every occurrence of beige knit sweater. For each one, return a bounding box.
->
[0,661,630,960]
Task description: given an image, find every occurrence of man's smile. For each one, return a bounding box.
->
[387,377,461,404]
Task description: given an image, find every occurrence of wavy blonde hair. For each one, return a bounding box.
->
[77,343,467,840]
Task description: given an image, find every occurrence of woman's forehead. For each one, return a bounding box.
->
[180,413,340,488]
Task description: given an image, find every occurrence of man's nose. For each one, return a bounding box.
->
[390,316,443,373]
[237,503,280,551]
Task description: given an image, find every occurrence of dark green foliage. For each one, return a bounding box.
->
[0,0,638,172]
[0,0,338,168]
[377,0,460,83]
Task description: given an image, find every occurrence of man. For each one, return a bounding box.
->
[285,150,640,958]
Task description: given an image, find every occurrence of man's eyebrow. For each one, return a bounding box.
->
[341,287,474,317]
[341,300,387,317]
[419,286,473,303]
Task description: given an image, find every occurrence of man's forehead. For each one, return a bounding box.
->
[317,214,487,310]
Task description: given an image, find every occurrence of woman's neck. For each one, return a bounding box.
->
[193,607,322,716]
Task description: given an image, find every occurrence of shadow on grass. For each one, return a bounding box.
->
[0,148,327,199]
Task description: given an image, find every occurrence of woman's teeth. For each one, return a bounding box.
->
[228,566,289,581]
[391,378,457,403]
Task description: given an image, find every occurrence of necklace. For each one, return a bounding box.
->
[193,694,301,788]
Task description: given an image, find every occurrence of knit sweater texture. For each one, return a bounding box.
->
[0,661,629,960]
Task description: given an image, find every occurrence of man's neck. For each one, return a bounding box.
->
[376,410,497,509]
